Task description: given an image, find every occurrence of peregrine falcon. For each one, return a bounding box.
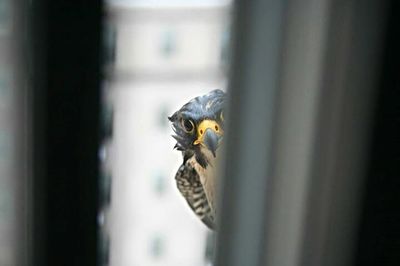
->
[169,89,225,230]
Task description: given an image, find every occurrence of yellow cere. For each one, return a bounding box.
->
[194,119,223,145]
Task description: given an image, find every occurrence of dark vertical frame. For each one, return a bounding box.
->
[31,1,102,265]
[299,0,388,265]
[217,0,391,266]
[215,0,286,265]
[355,1,400,265]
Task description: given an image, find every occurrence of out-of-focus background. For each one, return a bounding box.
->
[99,1,231,265]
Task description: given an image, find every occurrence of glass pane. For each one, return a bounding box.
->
[99,1,232,265]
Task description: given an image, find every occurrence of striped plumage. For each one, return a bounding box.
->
[175,162,215,229]
[169,89,225,230]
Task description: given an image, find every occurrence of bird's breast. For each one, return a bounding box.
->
[187,147,222,215]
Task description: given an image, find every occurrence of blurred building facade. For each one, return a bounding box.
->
[100,1,230,266]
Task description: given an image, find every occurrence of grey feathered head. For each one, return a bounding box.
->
[169,89,226,167]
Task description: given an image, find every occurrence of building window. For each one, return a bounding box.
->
[159,29,177,58]
[152,172,167,196]
[149,234,165,259]
[100,103,114,140]
[158,104,169,129]
[98,230,110,266]
[220,27,231,73]
[102,22,117,69]
[99,171,112,207]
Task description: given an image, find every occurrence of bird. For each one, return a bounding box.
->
[169,89,225,230]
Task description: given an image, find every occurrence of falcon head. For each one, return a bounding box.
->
[169,89,226,168]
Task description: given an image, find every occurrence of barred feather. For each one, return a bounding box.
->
[175,162,215,230]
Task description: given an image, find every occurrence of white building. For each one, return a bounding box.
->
[101,1,231,266]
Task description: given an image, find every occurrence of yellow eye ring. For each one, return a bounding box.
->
[181,118,195,133]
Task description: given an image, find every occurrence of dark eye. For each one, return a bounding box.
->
[181,118,194,133]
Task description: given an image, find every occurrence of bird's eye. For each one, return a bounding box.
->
[181,118,194,133]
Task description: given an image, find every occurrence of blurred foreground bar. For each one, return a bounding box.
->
[1,0,31,265]
[216,0,391,266]
[31,0,102,266]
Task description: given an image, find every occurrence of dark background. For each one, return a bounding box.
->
[355,1,400,265]
[31,1,102,265]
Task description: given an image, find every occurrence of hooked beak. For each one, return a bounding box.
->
[203,129,219,157]
[193,119,223,157]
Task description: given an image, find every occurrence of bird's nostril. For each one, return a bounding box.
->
[215,125,219,131]
[200,129,203,135]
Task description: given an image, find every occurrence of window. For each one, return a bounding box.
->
[160,29,177,58]
[101,1,231,265]
[103,22,117,69]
